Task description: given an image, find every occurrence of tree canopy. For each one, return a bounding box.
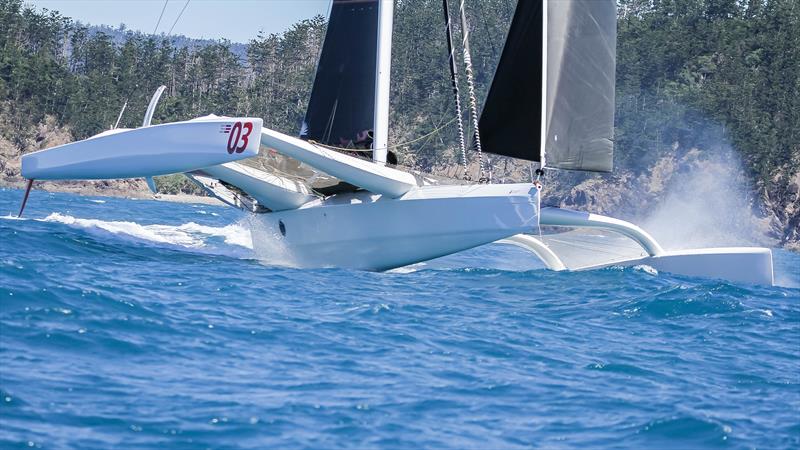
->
[1,0,797,190]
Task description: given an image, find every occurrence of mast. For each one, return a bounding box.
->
[372,0,394,165]
[539,0,548,168]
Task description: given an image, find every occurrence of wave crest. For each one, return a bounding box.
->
[40,212,253,254]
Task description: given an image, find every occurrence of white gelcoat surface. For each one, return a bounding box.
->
[199,162,316,212]
[639,247,774,286]
[511,207,774,285]
[252,183,540,271]
[22,118,263,180]
[540,206,664,256]
[260,128,417,198]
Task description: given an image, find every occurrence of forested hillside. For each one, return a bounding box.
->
[0,0,798,246]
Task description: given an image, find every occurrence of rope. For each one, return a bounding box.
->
[167,0,191,35]
[442,0,470,180]
[153,0,169,35]
[458,0,487,182]
[116,0,189,129]
[308,115,459,153]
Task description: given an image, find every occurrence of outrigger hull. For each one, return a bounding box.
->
[21,117,263,180]
[250,183,540,271]
[499,207,774,285]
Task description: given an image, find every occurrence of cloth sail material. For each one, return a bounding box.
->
[300,0,379,149]
[480,0,617,172]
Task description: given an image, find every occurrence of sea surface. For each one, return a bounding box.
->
[0,188,798,449]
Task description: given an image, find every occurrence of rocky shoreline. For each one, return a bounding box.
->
[0,178,222,206]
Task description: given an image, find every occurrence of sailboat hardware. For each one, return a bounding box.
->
[17,179,34,218]
[14,0,774,285]
[458,0,487,182]
[442,0,469,180]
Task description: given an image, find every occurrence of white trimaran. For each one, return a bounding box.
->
[17,0,773,285]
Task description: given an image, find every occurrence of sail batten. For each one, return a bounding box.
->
[479,0,617,173]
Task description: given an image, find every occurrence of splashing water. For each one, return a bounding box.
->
[245,214,302,268]
[642,147,769,250]
[42,212,253,250]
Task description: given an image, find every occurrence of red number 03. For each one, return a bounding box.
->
[226,121,253,154]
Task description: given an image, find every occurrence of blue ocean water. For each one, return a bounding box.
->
[0,188,798,449]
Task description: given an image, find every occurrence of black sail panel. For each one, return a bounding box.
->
[478,0,543,163]
[300,0,378,148]
[480,0,617,172]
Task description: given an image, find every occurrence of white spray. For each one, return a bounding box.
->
[245,214,301,268]
[640,146,771,250]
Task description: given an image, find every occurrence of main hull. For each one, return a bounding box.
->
[250,183,540,271]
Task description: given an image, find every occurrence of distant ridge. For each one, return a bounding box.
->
[84,23,249,61]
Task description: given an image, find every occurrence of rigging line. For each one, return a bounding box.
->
[442,0,469,180]
[478,3,498,62]
[115,0,169,128]
[167,0,191,36]
[415,105,452,159]
[309,115,459,154]
[153,0,169,35]
[118,0,188,129]
[458,0,487,182]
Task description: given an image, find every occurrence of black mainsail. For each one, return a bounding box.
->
[300,0,379,149]
[479,0,617,172]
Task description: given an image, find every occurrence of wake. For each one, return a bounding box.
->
[36,212,254,257]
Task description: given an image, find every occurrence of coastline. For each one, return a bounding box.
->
[0,179,223,207]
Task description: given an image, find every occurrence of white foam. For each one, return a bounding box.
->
[40,212,253,252]
[632,264,658,276]
[388,263,427,274]
[246,215,300,268]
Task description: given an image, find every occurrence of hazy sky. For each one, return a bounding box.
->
[26,0,332,43]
